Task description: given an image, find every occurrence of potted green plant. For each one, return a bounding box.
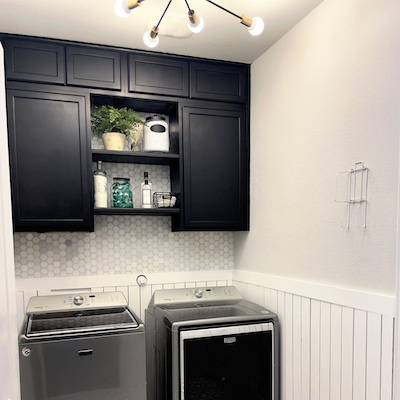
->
[91,105,146,151]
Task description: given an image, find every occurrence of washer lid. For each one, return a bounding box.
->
[26,307,139,338]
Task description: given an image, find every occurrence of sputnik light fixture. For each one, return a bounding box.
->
[114,0,264,48]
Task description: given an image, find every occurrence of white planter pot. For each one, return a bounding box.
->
[102,132,126,151]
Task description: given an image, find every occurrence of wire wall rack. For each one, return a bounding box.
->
[335,161,369,228]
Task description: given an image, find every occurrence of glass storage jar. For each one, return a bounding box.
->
[111,177,133,208]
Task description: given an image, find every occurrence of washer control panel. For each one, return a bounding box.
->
[150,286,243,308]
[26,292,128,314]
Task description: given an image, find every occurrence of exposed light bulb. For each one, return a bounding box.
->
[143,30,159,48]
[114,0,131,18]
[188,14,204,33]
[248,17,264,36]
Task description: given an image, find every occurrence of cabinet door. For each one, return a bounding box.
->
[66,46,121,90]
[3,39,65,84]
[181,106,249,230]
[190,61,248,103]
[7,90,93,231]
[129,53,189,97]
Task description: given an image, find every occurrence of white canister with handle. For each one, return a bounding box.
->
[143,115,169,152]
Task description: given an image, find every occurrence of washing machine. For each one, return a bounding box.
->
[19,291,146,400]
[145,286,279,400]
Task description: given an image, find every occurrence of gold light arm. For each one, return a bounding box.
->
[240,14,252,27]
[127,0,141,10]
[188,9,198,24]
[150,26,159,39]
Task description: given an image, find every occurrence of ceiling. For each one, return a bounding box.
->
[0,0,324,64]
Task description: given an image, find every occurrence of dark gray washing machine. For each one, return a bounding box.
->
[19,292,146,400]
[145,286,279,400]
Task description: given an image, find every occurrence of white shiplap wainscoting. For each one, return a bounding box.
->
[15,269,396,400]
[232,270,396,400]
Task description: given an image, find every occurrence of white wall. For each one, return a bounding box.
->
[0,44,20,400]
[235,0,400,296]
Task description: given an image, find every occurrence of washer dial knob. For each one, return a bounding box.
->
[73,295,84,306]
[194,289,203,299]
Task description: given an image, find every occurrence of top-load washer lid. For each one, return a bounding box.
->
[26,307,139,338]
[24,292,139,338]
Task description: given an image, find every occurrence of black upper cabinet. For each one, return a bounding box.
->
[177,105,249,230]
[3,39,65,84]
[66,46,121,90]
[2,35,250,232]
[190,61,248,103]
[7,90,93,232]
[129,54,189,97]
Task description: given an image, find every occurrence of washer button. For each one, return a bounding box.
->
[194,289,203,299]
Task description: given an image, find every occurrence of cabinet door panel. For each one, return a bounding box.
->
[190,62,248,103]
[66,46,121,90]
[182,106,248,230]
[7,90,92,231]
[4,39,65,84]
[129,54,189,97]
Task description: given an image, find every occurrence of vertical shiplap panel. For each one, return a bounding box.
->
[293,295,302,398]
[206,280,217,287]
[269,289,279,315]
[381,315,394,400]
[162,283,174,289]
[330,304,342,400]
[249,284,259,304]
[341,307,354,400]
[195,281,206,288]
[151,284,163,294]
[185,282,196,288]
[128,285,140,317]
[174,282,185,289]
[285,293,294,400]
[103,286,116,292]
[301,297,311,400]
[319,302,331,400]
[139,284,152,320]
[216,280,228,287]
[365,312,382,400]
[277,291,286,400]
[263,288,272,309]
[353,310,367,400]
[258,285,265,306]
[310,299,321,400]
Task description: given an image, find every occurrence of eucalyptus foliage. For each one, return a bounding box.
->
[91,105,146,137]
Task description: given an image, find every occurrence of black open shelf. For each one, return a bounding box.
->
[92,149,179,165]
[94,207,180,216]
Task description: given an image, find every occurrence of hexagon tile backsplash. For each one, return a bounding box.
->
[13,216,234,279]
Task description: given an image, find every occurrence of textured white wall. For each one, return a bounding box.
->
[235,0,400,295]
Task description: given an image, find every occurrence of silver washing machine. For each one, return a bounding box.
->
[19,291,146,400]
[145,286,279,400]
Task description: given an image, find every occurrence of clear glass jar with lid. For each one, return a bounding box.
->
[111,177,133,208]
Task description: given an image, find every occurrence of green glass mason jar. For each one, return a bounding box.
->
[111,177,133,208]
